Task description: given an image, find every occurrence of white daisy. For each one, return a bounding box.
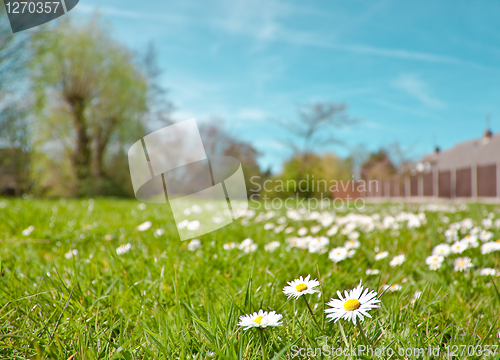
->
[283,275,321,299]
[178,219,189,229]
[264,241,281,252]
[310,225,322,234]
[64,249,79,259]
[425,255,444,265]
[187,220,201,231]
[137,221,152,232]
[383,284,402,292]
[223,242,236,250]
[365,269,380,275]
[326,225,339,236]
[481,241,500,254]
[451,240,468,254]
[389,254,406,267]
[344,239,360,249]
[187,239,201,251]
[463,234,479,248]
[325,284,380,324]
[238,310,283,330]
[212,216,224,224]
[292,236,310,249]
[479,268,496,276]
[432,243,451,257]
[242,243,258,253]
[239,238,254,249]
[308,236,329,253]
[22,226,35,236]
[428,262,442,271]
[297,227,308,236]
[263,222,275,230]
[479,230,493,242]
[154,229,164,237]
[454,257,473,272]
[284,227,294,234]
[347,231,360,240]
[116,243,131,255]
[274,225,285,233]
[328,247,348,263]
[374,251,389,261]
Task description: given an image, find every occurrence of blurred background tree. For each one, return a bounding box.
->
[199,120,264,196]
[263,152,352,199]
[267,102,358,199]
[360,149,396,180]
[30,17,148,197]
[0,0,31,196]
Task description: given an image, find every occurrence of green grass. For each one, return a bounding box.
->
[0,198,500,359]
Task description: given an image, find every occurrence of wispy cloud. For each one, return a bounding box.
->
[76,4,189,24]
[77,1,468,66]
[392,74,445,108]
[235,108,269,121]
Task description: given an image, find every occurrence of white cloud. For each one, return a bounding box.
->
[235,108,269,120]
[392,74,445,108]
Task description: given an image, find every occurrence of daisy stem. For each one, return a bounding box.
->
[302,296,322,332]
[337,322,350,349]
[356,318,370,346]
[258,328,266,360]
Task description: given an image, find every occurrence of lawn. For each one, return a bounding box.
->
[0,198,499,359]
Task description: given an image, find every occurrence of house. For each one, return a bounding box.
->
[366,129,500,199]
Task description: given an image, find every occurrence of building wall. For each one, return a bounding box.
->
[477,164,497,197]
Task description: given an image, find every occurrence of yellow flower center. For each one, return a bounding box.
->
[254,316,263,324]
[344,299,361,311]
[295,283,308,292]
[458,261,464,267]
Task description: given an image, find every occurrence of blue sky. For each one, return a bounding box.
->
[74,0,500,172]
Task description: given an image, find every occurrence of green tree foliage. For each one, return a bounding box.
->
[30,16,147,197]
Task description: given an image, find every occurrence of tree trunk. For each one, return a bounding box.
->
[69,97,92,197]
[92,117,116,195]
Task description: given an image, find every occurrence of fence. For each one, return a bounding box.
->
[362,163,500,199]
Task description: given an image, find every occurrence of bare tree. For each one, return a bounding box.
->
[384,140,419,169]
[277,102,358,171]
[141,42,174,129]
